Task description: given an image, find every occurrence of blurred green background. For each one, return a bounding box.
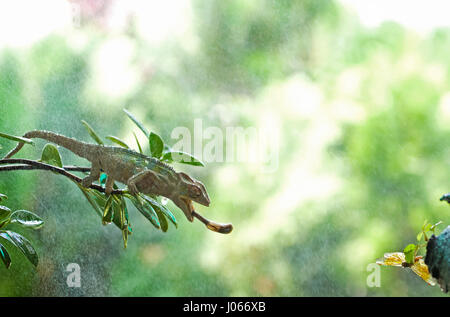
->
[0,0,449,296]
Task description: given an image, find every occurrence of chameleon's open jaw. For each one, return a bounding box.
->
[179,195,210,218]
[180,196,195,218]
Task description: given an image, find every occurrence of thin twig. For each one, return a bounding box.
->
[0,164,90,173]
[60,165,91,172]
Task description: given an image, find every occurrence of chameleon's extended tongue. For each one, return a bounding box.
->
[192,210,233,234]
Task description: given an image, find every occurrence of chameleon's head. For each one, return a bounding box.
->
[172,172,210,222]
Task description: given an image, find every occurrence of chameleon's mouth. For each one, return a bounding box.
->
[180,197,195,218]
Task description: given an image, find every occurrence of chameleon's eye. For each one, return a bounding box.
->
[188,185,201,198]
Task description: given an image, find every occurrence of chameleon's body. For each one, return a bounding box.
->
[4,130,210,222]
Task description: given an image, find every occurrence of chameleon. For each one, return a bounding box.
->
[3,130,232,233]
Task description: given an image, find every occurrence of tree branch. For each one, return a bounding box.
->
[0,158,123,195]
[0,164,90,173]
[0,158,233,233]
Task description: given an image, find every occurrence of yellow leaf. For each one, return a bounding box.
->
[376,252,405,267]
[411,258,436,286]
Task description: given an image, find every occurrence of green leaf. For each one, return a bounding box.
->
[0,205,11,223]
[118,196,130,249]
[80,186,128,232]
[90,190,108,211]
[121,197,130,225]
[128,195,160,229]
[133,132,143,154]
[403,244,416,264]
[142,202,160,229]
[106,136,130,149]
[162,151,204,167]
[149,132,164,158]
[0,242,11,269]
[77,184,103,218]
[0,193,7,202]
[122,226,128,249]
[142,195,177,228]
[0,132,34,145]
[0,230,38,267]
[81,120,104,145]
[39,143,63,167]
[111,197,125,231]
[123,109,149,137]
[102,195,114,225]
[416,232,423,242]
[430,221,442,232]
[10,210,44,229]
[155,207,168,232]
[423,223,432,232]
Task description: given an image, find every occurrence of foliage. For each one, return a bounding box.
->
[0,192,44,269]
[0,0,450,297]
[77,109,201,246]
[0,109,203,249]
[376,220,443,286]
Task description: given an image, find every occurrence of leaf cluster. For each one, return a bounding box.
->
[0,109,206,250]
[0,193,44,269]
[402,220,443,265]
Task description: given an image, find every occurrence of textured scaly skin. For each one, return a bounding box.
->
[4,130,210,222]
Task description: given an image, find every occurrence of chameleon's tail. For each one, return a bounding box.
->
[3,130,96,160]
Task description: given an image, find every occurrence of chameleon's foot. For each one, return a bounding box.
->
[127,182,139,196]
[105,176,115,196]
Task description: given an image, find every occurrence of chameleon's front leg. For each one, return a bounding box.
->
[105,175,115,195]
[81,160,101,188]
[127,170,162,195]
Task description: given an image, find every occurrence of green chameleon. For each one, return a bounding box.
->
[4,130,232,233]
